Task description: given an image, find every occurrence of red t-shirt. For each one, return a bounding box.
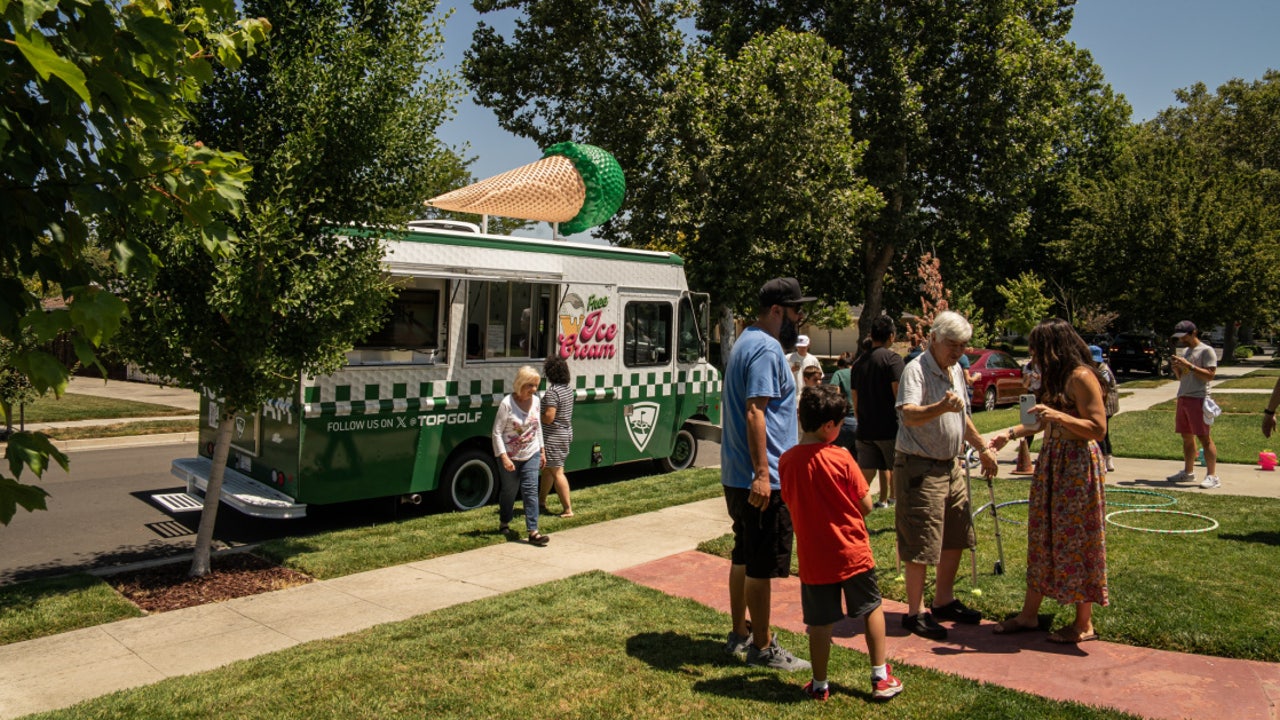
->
[779,442,874,585]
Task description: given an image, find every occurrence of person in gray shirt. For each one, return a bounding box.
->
[1167,320,1220,488]
[893,311,998,640]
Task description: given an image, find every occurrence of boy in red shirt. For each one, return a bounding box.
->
[780,385,903,701]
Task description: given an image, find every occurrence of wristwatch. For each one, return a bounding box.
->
[1266,409,1276,417]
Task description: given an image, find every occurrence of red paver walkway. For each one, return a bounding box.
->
[616,551,1280,720]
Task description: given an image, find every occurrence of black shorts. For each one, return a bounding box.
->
[801,568,883,627]
[723,485,793,580]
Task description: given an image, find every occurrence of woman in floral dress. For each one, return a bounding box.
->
[989,318,1108,643]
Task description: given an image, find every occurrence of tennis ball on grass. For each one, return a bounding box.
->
[970,588,983,597]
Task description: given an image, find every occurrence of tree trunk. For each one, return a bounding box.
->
[858,237,896,337]
[718,305,737,370]
[1223,322,1238,365]
[190,410,235,577]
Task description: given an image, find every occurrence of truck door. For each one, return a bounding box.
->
[617,294,677,463]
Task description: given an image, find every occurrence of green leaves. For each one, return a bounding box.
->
[1,0,270,524]
[0,475,51,525]
[4,431,67,480]
[11,28,90,103]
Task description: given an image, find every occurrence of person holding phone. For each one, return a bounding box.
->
[1167,321,1219,488]
[989,319,1108,643]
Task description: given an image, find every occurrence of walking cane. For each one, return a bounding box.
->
[963,450,978,586]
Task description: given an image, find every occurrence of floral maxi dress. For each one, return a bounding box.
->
[1026,425,1109,607]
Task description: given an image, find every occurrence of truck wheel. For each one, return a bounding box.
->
[438,449,497,512]
[658,427,698,473]
[984,387,997,412]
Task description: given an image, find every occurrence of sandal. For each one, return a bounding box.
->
[1047,626,1098,644]
[558,510,575,518]
[528,531,550,546]
[993,617,1040,635]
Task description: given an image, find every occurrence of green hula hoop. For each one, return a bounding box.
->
[1105,509,1219,534]
[1103,487,1178,508]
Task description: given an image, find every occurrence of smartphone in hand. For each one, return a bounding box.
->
[1019,394,1037,427]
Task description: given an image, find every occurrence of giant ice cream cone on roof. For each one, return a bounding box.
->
[425,142,625,235]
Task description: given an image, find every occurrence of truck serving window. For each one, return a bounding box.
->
[466,280,556,361]
[356,288,440,350]
[624,301,672,367]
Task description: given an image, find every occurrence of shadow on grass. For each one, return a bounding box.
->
[1218,530,1280,546]
[626,630,812,703]
[625,630,737,672]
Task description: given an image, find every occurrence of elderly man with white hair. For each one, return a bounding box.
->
[893,311,998,641]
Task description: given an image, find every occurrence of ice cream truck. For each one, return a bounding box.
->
[170,222,722,518]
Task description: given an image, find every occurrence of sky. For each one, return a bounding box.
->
[432,0,1280,241]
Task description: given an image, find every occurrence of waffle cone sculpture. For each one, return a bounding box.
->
[425,142,625,235]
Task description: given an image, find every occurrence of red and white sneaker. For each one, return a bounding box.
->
[872,665,904,700]
[802,680,829,701]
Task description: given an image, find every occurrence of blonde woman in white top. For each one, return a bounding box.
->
[492,365,549,545]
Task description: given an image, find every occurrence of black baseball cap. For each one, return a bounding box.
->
[1172,320,1197,338]
[759,277,815,309]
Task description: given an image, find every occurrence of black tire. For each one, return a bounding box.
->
[658,426,698,473]
[437,449,497,512]
[984,387,997,412]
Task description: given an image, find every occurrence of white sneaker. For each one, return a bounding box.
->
[1105,456,1115,472]
[1200,475,1221,489]
[1166,470,1194,483]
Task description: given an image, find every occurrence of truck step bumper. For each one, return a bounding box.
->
[171,457,307,520]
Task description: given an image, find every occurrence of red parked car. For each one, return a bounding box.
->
[965,349,1024,411]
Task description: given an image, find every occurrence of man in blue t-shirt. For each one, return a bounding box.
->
[719,277,813,672]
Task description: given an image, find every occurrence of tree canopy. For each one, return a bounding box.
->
[113,0,468,574]
[0,0,268,524]
[1057,71,1280,343]
[697,0,1118,336]
[466,4,881,343]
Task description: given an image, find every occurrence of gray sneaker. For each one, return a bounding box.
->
[745,635,811,672]
[723,629,751,655]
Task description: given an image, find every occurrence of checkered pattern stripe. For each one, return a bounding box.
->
[302,367,721,418]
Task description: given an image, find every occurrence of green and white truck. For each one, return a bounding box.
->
[170,222,722,519]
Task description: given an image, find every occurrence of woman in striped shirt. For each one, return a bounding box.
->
[540,355,576,518]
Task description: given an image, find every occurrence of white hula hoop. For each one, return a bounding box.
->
[1105,509,1219,534]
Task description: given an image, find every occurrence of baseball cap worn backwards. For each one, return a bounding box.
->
[759,277,816,308]
[1172,320,1196,338]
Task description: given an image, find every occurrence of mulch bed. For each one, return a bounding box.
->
[105,553,314,613]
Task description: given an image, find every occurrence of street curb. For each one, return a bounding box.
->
[0,432,199,454]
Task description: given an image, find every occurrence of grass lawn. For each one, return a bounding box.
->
[969,407,1019,434]
[703,478,1280,662]
[26,572,1139,720]
[40,419,198,440]
[17,393,192,423]
[1116,378,1173,389]
[257,467,723,579]
[1214,376,1280,390]
[0,574,142,645]
[1109,405,1270,465]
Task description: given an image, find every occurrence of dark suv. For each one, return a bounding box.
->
[1107,332,1167,375]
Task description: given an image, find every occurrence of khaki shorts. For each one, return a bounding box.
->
[893,453,974,565]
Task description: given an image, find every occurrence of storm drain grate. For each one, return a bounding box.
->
[152,492,204,513]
